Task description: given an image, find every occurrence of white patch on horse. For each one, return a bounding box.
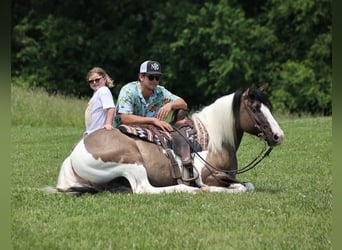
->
[191,151,208,187]
[260,104,284,143]
[57,139,201,194]
[192,94,236,152]
[201,183,247,193]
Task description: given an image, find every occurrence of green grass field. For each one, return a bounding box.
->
[11,86,332,249]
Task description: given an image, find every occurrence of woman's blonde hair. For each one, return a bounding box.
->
[86,67,114,88]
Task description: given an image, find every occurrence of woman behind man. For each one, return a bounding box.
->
[84,67,116,136]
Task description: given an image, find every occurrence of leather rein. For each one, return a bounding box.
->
[172,98,273,176]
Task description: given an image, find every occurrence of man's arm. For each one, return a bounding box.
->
[120,114,174,132]
[157,98,188,121]
[169,98,188,111]
[120,114,157,125]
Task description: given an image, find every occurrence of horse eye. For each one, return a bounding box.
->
[254,103,262,112]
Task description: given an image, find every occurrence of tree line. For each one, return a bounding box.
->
[11,0,331,115]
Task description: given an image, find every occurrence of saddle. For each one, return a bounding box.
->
[170,109,199,166]
[118,110,202,185]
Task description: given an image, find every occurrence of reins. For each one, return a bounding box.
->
[170,90,275,179]
[172,124,273,176]
[235,142,273,174]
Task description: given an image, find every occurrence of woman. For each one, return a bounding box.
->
[84,67,115,136]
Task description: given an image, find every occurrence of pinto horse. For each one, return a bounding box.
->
[53,87,284,194]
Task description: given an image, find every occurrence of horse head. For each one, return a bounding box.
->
[237,87,284,147]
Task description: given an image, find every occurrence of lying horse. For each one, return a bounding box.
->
[54,87,284,194]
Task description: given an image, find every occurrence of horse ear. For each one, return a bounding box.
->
[258,83,269,92]
[244,87,250,97]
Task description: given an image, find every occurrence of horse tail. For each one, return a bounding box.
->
[64,186,101,195]
[63,179,133,195]
[40,185,100,195]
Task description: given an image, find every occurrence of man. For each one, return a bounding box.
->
[115,60,194,175]
[115,60,188,132]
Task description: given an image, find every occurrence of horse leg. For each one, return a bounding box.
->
[56,157,200,194]
[56,156,76,190]
[56,156,87,191]
[120,164,201,194]
[200,184,247,193]
[200,182,255,193]
[134,140,180,186]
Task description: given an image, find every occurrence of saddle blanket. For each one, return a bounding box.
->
[118,124,172,146]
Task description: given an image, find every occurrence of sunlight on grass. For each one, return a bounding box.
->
[11,85,86,128]
[11,85,332,249]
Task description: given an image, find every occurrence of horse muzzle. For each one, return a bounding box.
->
[264,129,284,146]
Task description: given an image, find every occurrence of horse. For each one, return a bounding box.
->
[52,87,284,195]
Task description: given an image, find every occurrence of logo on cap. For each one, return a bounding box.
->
[150,62,159,71]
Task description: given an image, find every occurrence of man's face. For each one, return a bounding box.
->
[140,74,161,92]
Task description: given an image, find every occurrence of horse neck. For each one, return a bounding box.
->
[192,94,238,152]
[233,131,244,150]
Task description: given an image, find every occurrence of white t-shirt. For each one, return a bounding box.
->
[84,86,115,134]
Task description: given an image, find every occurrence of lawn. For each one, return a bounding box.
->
[11,116,332,249]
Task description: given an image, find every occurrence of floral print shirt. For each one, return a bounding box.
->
[114,81,180,126]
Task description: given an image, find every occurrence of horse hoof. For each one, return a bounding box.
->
[243,182,255,191]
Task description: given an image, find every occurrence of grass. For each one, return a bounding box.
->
[11,85,87,128]
[11,86,332,249]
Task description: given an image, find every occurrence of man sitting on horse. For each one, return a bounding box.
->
[114,60,194,173]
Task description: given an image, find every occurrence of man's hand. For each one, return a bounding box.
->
[153,118,173,132]
[156,103,173,121]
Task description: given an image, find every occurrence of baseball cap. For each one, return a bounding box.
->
[139,60,162,75]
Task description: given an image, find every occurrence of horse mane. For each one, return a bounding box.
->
[192,87,271,152]
[240,87,272,111]
[192,91,239,152]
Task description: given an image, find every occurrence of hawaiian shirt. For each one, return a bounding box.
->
[114,81,180,126]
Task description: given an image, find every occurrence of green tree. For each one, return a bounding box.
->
[12,0,331,115]
[263,0,332,114]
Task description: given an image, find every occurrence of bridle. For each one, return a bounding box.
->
[172,93,273,178]
[234,93,274,174]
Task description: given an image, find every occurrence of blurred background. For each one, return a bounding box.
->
[11,0,331,115]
